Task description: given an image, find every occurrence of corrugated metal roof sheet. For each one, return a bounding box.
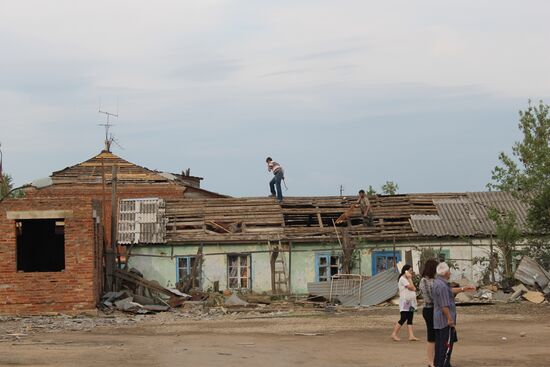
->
[338,269,398,306]
[514,256,550,290]
[307,269,398,307]
[410,191,529,237]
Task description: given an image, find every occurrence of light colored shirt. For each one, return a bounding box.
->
[268,161,283,175]
[433,276,456,329]
[398,276,417,312]
[357,196,371,217]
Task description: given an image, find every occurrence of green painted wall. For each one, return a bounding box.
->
[128,240,493,294]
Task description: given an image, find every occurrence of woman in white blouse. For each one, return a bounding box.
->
[391,264,419,341]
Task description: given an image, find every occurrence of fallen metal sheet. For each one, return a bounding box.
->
[307,279,360,299]
[514,257,550,289]
[308,270,398,306]
[338,269,399,307]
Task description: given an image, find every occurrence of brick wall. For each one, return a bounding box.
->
[24,183,185,245]
[0,197,102,315]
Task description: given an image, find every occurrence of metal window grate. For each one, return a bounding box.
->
[118,198,166,244]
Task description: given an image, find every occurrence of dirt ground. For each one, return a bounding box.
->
[1,303,549,367]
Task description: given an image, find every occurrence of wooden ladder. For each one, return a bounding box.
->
[269,239,289,294]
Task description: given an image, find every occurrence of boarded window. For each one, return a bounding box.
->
[16,219,65,272]
[228,254,251,289]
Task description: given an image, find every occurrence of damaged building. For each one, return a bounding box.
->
[121,191,528,294]
[0,149,224,315]
[0,197,103,314]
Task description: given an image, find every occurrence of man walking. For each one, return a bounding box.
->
[432,262,475,367]
[266,157,284,203]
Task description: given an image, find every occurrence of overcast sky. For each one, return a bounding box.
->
[1,1,549,197]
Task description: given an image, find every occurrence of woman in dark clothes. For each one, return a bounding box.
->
[419,259,438,367]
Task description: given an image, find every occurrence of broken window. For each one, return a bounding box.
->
[177,256,200,288]
[16,219,65,272]
[372,251,401,275]
[227,254,251,289]
[316,253,341,281]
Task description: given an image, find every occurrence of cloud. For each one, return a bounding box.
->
[170,58,241,82]
[0,0,549,196]
[296,47,364,61]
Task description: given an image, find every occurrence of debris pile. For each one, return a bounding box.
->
[101,269,191,314]
[456,256,550,305]
[512,256,550,304]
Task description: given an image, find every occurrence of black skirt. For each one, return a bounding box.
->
[422,307,436,342]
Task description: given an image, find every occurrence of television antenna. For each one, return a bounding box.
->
[98,99,119,152]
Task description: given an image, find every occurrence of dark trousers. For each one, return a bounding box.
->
[269,171,284,202]
[435,327,457,367]
[397,311,414,325]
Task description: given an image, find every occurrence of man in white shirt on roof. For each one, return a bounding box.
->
[266,157,284,203]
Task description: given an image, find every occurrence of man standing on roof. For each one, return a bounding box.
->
[356,189,374,226]
[266,157,284,203]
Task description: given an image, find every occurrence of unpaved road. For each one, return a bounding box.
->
[1,303,549,367]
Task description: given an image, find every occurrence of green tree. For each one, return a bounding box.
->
[0,173,24,200]
[366,185,377,195]
[488,209,521,286]
[381,181,399,195]
[488,100,550,268]
[1,173,14,197]
[488,100,550,197]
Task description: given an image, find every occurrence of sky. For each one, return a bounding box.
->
[1,1,549,197]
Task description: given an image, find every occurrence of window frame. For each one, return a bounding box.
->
[227,254,252,290]
[372,250,402,275]
[176,256,201,288]
[315,252,342,282]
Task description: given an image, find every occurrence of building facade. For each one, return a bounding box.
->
[0,197,103,315]
[124,192,527,294]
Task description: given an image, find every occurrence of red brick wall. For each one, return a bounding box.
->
[24,183,185,245]
[0,197,102,315]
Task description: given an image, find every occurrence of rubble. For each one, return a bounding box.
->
[514,257,550,294]
[101,269,191,314]
[509,284,529,301]
[224,294,249,307]
[522,291,545,304]
[455,292,474,303]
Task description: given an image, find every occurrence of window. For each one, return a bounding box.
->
[176,256,201,288]
[228,254,251,289]
[316,253,341,281]
[16,219,65,272]
[372,251,401,275]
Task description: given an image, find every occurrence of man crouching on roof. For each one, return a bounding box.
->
[266,157,284,203]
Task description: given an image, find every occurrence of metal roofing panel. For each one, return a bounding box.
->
[411,192,529,237]
[338,269,399,307]
[514,256,550,289]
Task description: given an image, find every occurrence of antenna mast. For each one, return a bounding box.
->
[98,104,118,152]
